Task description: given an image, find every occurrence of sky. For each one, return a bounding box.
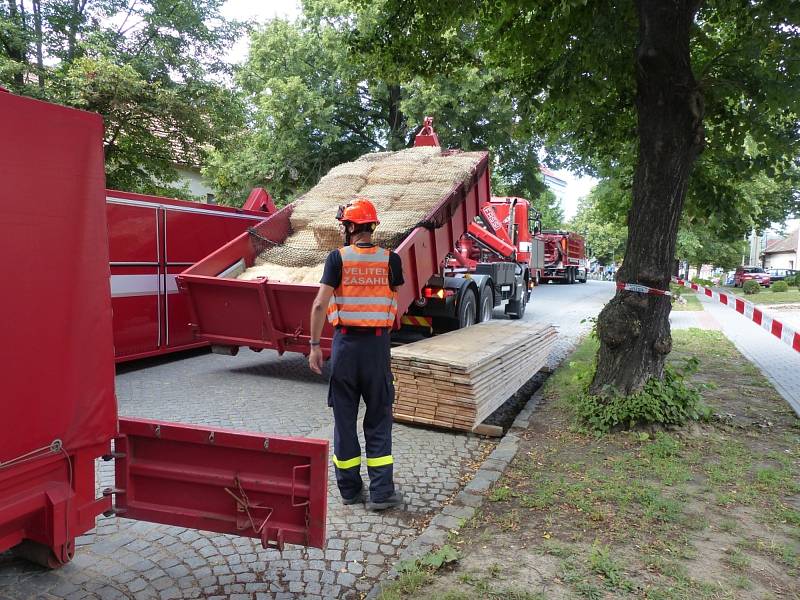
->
[220,0,596,219]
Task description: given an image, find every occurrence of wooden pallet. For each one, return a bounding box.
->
[391,320,557,433]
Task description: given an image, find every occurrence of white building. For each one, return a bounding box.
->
[761,228,799,270]
[539,165,567,200]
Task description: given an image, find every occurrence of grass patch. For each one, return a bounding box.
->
[670,284,703,311]
[390,328,800,600]
[727,288,800,305]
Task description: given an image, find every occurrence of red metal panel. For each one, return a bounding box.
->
[164,205,265,264]
[107,191,268,362]
[110,265,162,357]
[165,265,202,349]
[107,201,159,263]
[114,418,328,550]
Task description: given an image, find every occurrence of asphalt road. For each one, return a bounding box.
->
[0,280,615,600]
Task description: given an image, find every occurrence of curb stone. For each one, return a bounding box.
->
[365,389,546,600]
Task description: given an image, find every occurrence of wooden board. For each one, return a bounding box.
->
[391,320,557,432]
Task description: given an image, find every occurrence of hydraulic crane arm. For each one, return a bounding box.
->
[466,221,516,260]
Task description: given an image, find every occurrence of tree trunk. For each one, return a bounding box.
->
[6,0,26,87]
[590,0,705,396]
[386,84,407,150]
[67,0,80,62]
[32,0,44,90]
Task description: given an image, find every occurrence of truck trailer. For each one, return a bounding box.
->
[540,230,588,284]
[177,121,543,358]
[0,89,328,568]
[107,188,274,362]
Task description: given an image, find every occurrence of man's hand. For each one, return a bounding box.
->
[309,346,324,374]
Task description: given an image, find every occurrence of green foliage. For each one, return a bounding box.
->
[488,485,512,502]
[569,184,627,263]
[691,278,713,288]
[361,0,800,241]
[207,1,551,206]
[743,280,761,295]
[575,358,711,433]
[771,280,789,293]
[0,0,244,199]
[677,223,749,272]
[419,545,461,569]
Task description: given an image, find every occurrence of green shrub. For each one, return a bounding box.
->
[786,275,798,287]
[574,357,711,433]
[692,277,713,288]
[743,280,761,295]
[771,280,789,293]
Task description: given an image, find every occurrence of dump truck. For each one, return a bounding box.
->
[0,89,328,568]
[107,187,274,362]
[540,230,588,284]
[178,120,543,358]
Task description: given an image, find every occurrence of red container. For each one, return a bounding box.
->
[178,152,490,357]
[106,189,272,362]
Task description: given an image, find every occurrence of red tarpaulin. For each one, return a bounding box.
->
[0,90,117,463]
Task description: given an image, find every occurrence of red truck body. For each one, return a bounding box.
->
[107,189,273,362]
[540,230,588,284]
[178,123,544,357]
[178,150,490,358]
[0,90,327,567]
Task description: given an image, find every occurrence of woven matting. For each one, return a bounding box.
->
[236,148,484,279]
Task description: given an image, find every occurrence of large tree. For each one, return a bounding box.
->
[0,0,243,197]
[362,0,800,396]
[205,0,555,209]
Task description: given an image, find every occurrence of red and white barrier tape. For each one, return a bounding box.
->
[673,278,800,354]
[616,282,672,296]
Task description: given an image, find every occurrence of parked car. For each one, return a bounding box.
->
[734,266,771,287]
[767,268,797,282]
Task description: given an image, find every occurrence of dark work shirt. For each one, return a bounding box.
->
[320,244,404,289]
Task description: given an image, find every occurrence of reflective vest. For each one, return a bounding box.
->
[327,245,398,328]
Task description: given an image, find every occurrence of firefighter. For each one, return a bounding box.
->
[308,198,404,511]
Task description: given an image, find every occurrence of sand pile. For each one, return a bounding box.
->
[235,147,483,284]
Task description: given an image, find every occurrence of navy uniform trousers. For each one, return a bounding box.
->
[327,328,395,502]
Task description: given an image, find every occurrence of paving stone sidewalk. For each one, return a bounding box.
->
[695,294,800,416]
[0,283,615,600]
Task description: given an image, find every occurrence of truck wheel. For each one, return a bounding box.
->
[12,539,72,568]
[579,270,587,283]
[506,287,527,320]
[565,268,573,284]
[479,286,494,322]
[457,288,477,328]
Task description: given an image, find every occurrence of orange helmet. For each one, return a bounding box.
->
[336,197,379,225]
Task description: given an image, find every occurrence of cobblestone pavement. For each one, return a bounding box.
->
[0,281,614,600]
[696,293,800,416]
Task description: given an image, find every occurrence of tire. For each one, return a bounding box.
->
[579,270,587,283]
[567,268,575,284]
[457,287,477,329]
[478,286,494,323]
[506,285,527,320]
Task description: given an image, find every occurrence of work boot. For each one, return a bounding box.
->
[341,489,364,506]
[366,491,404,512]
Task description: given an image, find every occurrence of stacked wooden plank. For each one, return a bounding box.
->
[391,320,557,431]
